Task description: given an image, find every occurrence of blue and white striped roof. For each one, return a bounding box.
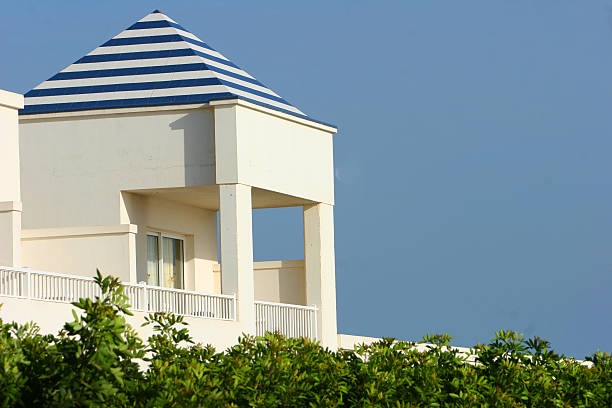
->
[21,10,307,120]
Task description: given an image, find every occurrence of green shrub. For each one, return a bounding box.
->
[0,273,610,407]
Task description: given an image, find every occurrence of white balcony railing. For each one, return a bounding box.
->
[255,300,317,340]
[0,266,235,321]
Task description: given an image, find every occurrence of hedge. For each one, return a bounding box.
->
[0,272,610,407]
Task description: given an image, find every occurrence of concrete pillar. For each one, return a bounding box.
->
[0,90,24,267]
[303,203,338,349]
[219,183,255,333]
[0,202,22,267]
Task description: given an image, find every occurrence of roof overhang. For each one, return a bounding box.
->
[19,97,338,134]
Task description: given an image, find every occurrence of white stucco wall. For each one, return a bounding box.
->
[214,101,336,204]
[21,225,137,282]
[0,296,246,351]
[0,90,24,267]
[15,101,338,347]
[19,108,216,229]
[20,192,220,289]
[0,91,23,202]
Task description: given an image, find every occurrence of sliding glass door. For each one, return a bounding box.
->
[146,232,185,289]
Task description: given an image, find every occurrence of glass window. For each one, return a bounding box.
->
[146,234,159,286]
[147,232,185,289]
[162,236,184,289]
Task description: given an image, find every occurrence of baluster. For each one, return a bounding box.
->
[266,304,269,335]
[282,307,286,337]
[275,306,279,335]
[142,284,147,311]
[261,304,265,336]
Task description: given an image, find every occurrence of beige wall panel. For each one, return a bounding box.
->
[19,109,215,229]
[213,260,306,305]
[21,228,135,282]
[253,260,305,304]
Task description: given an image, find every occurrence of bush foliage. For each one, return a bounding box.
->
[0,272,610,407]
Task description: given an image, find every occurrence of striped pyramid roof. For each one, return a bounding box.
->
[21,10,308,120]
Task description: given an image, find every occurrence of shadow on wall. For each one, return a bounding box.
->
[169,110,216,187]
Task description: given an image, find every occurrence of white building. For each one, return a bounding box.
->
[0,10,347,350]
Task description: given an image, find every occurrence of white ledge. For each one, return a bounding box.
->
[212,259,304,272]
[0,89,24,110]
[0,201,22,213]
[21,224,138,239]
[210,99,337,133]
[19,99,337,133]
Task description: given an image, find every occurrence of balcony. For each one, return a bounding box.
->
[0,266,317,340]
[255,301,317,339]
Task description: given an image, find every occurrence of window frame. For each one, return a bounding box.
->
[146,230,186,289]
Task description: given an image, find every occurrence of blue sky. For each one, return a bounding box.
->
[2,0,611,358]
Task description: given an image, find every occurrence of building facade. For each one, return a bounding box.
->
[0,10,341,350]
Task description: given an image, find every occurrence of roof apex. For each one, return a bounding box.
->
[21,10,312,122]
